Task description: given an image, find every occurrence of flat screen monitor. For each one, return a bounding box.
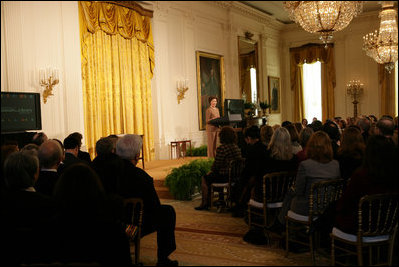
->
[1,92,42,133]
[224,99,244,122]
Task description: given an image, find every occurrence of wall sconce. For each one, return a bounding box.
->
[39,67,59,104]
[346,80,364,118]
[177,79,188,104]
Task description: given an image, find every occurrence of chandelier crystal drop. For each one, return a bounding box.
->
[283,1,364,44]
[362,1,398,73]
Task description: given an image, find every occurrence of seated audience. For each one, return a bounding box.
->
[309,119,323,132]
[277,131,340,228]
[336,126,365,182]
[116,134,178,266]
[35,140,63,196]
[334,135,399,234]
[21,143,39,154]
[296,127,314,163]
[1,150,56,265]
[195,126,242,211]
[301,118,308,128]
[357,116,371,144]
[52,163,132,265]
[322,120,340,158]
[57,135,86,174]
[32,132,48,146]
[68,132,91,163]
[1,143,19,195]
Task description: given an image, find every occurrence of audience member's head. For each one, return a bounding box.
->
[219,126,237,145]
[284,124,299,143]
[356,117,371,134]
[116,134,142,162]
[96,137,115,156]
[54,163,106,218]
[107,134,119,151]
[337,126,365,154]
[294,122,303,134]
[338,119,347,131]
[52,138,65,162]
[1,144,19,169]
[63,136,80,156]
[364,135,398,186]
[306,131,333,163]
[322,120,340,142]
[32,132,48,146]
[309,120,323,132]
[260,125,274,146]
[301,118,308,127]
[281,121,292,127]
[21,143,39,154]
[38,140,63,169]
[244,125,260,144]
[268,127,293,160]
[376,116,395,137]
[3,150,39,191]
[68,132,83,149]
[298,127,314,149]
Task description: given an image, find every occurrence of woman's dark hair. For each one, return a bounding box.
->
[364,135,398,186]
[298,127,314,148]
[284,124,299,143]
[219,126,237,145]
[54,163,106,218]
[3,150,39,190]
[244,125,260,139]
[208,96,217,104]
[337,126,365,156]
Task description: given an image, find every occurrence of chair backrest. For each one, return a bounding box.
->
[228,158,246,186]
[309,178,344,220]
[263,171,297,204]
[358,193,399,237]
[123,198,143,239]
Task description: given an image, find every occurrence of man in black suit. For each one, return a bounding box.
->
[68,132,91,164]
[35,140,63,196]
[58,136,85,174]
[1,150,56,264]
[116,134,178,266]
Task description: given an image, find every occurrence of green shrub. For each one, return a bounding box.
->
[164,158,214,200]
[187,145,207,156]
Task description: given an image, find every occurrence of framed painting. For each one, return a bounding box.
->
[268,76,280,114]
[196,51,225,130]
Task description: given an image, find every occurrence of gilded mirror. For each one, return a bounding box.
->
[238,34,259,104]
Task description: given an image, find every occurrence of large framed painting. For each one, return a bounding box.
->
[268,76,280,114]
[196,51,225,130]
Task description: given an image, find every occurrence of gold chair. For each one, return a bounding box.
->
[248,171,296,236]
[330,193,399,266]
[123,198,143,266]
[285,178,345,265]
[210,158,246,212]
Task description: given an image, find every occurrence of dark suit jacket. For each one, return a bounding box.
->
[78,150,92,164]
[58,152,86,174]
[118,159,161,226]
[35,170,60,196]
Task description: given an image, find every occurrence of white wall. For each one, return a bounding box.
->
[281,10,382,121]
[1,1,84,145]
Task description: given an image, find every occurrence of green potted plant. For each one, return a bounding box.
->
[259,101,271,116]
[244,101,255,117]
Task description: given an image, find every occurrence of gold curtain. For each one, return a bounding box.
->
[289,44,336,122]
[378,64,396,117]
[78,1,154,161]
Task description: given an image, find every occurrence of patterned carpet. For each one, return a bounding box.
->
[136,197,330,266]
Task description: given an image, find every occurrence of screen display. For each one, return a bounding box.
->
[1,92,42,133]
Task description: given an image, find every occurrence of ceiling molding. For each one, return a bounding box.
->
[211,1,285,31]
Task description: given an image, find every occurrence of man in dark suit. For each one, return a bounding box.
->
[116,134,178,266]
[1,150,56,265]
[68,132,91,164]
[58,136,85,174]
[35,140,63,196]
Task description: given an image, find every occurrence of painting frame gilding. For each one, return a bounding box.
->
[268,76,280,114]
[196,51,225,130]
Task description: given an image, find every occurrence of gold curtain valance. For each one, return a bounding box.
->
[289,43,333,66]
[79,1,154,75]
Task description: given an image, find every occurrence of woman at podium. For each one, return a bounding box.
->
[206,96,220,158]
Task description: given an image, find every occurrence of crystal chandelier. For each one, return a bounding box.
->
[363,1,398,73]
[283,1,363,44]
